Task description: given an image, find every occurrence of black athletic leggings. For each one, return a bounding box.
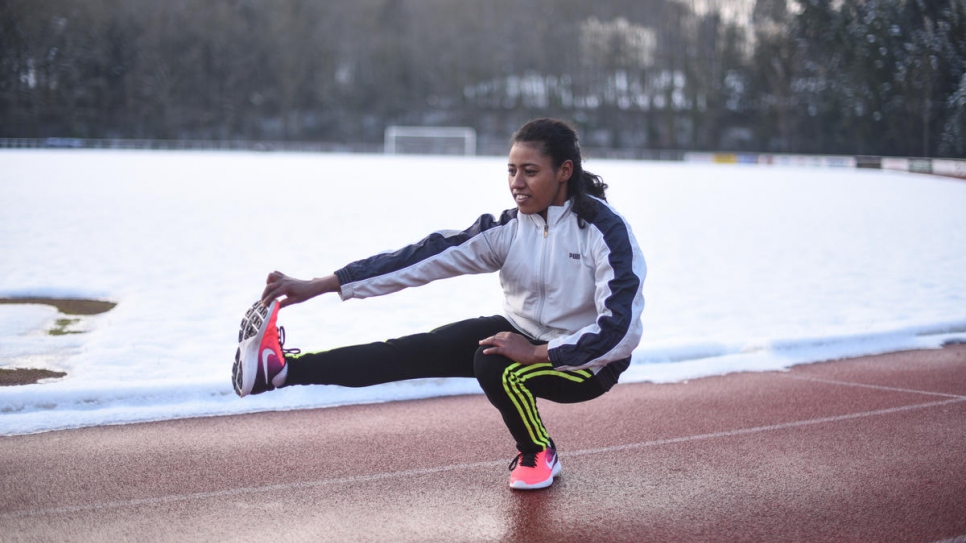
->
[284,315,629,454]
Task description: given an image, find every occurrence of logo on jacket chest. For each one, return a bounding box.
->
[568,252,581,261]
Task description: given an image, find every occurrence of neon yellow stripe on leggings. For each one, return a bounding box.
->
[502,362,592,449]
[502,363,545,447]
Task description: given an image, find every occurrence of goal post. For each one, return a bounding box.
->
[384,126,477,155]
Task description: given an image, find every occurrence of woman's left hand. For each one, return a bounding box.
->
[479,332,549,365]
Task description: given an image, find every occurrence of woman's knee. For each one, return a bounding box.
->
[473,347,513,391]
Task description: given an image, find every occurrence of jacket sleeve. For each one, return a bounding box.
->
[336,210,517,300]
[547,205,646,371]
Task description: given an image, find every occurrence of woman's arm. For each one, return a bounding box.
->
[261,211,518,308]
[479,332,550,365]
[337,211,516,300]
[547,206,646,370]
[261,271,341,308]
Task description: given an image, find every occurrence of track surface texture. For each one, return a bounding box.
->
[2,345,965,542]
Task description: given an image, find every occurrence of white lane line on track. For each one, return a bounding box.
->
[779,374,966,399]
[0,460,506,520]
[568,396,966,458]
[2,396,964,520]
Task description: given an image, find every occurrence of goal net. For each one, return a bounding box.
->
[384,126,476,155]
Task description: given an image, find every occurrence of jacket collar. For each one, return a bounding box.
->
[528,199,574,228]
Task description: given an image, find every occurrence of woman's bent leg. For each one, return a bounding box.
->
[474,350,614,454]
[284,316,516,388]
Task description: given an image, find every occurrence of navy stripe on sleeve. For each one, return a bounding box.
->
[336,208,518,287]
[548,205,641,368]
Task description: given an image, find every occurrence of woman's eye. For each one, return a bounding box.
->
[525,170,537,176]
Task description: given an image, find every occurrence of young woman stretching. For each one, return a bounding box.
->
[233,118,647,490]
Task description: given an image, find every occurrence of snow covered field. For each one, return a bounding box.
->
[2,149,965,436]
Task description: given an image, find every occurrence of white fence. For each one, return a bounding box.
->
[683,152,966,180]
[2,138,962,180]
[0,138,381,154]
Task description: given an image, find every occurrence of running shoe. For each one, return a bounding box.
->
[508,440,561,490]
[232,299,296,397]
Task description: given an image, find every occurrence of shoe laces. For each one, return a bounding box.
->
[509,451,538,471]
[277,327,301,356]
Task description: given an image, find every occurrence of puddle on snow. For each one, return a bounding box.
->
[0,297,116,386]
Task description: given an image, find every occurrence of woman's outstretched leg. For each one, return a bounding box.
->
[283,315,516,388]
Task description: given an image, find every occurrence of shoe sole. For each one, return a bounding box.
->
[509,459,562,490]
[233,300,276,397]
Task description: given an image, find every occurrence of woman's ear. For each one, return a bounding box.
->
[558,160,573,184]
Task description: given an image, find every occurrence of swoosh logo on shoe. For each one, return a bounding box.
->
[261,348,275,381]
[544,451,556,470]
[545,457,556,470]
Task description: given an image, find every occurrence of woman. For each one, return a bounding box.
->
[233,118,647,490]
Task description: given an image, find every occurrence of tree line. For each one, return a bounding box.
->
[2,0,964,157]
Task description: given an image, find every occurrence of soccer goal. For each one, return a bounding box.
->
[384,126,477,155]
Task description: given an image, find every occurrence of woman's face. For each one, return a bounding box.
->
[507,143,572,219]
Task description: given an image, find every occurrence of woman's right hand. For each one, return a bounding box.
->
[261,271,340,308]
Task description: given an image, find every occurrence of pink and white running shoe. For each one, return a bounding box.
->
[508,441,562,490]
[233,300,293,397]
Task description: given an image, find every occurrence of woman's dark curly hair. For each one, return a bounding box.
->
[511,118,607,225]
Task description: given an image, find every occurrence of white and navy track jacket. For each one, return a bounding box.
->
[334,198,647,373]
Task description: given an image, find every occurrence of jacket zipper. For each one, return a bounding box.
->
[537,217,549,326]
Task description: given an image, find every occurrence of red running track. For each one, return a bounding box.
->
[1,345,965,542]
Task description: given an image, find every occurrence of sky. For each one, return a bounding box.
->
[1,150,965,436]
